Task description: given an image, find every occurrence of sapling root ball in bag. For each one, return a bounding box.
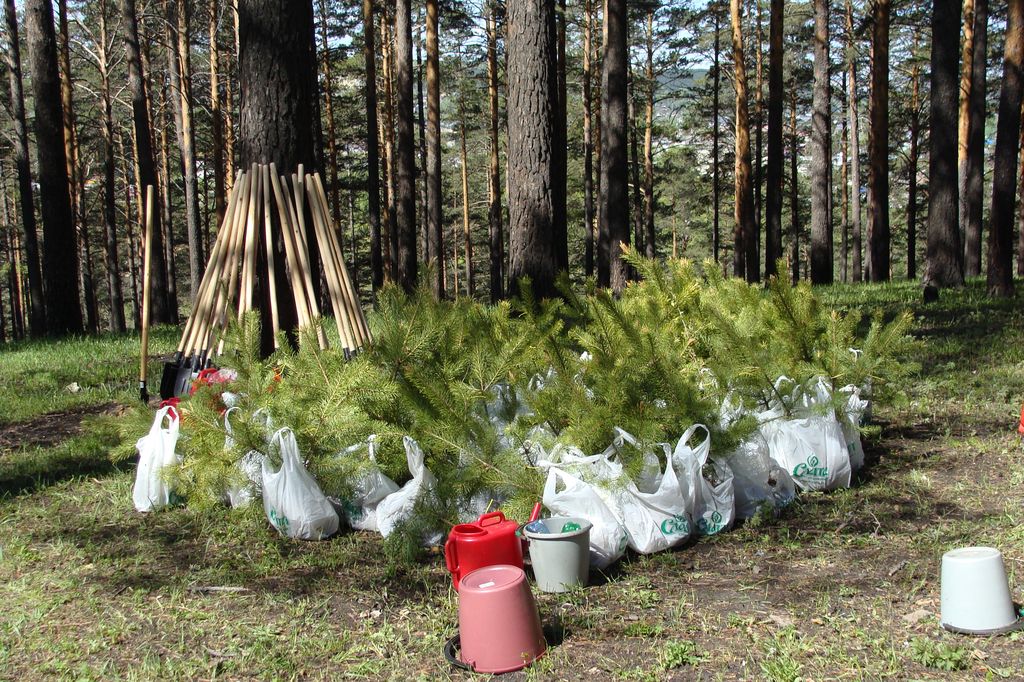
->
[337,435,399,532]
[261,428,339,540]
[604,428,693,553]
[838,384,869,472]
[223,408,267,509]
[375,436,437,540]
[724,432,796,519]
[759,377,852,492]
[133,405,184,512]
[673,424,735,536]
[541,466,629,569]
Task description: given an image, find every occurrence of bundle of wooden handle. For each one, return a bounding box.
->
[174,162,370,369]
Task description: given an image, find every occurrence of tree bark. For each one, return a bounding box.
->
[157,78,179,324]
[964,0,988,276]
[600,0,630,293]
[845,0,863,282]
[790,89,800,283]
[362,0,383,292]
[97,0,126,333]
[750,0,764,281]
[166,0,204,296]
[809,0,831,284]
[925,0,966,288]
[122,0,172,324]
[210,0,225,225]
[643,8,656,260]
[866,0,890,281]
[731,0,755,282]
[425,0,443,298]
[629,70,644,257]
[1019,100,1024,276]
[907,34,921,281]
[506,0,559,299]
[765,0,783,278]
[3,0,46,335]
[26,0,83,335]
[958,0,975,242]
[381,6,396,280]
[553,0,568,272]
[459,100,474,297]
[841,103,849,282]
[392,0,416,292]
[987,0,1023,297]
[712,3,721,264]
[487,1,504,300]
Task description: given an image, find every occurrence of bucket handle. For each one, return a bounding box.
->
[443,534,459,575]
[443,635,473,671]
[477,511,506,527]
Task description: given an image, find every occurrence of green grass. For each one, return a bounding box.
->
[0,326,178,424]
[1,280,1023,679]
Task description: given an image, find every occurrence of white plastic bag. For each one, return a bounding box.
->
[223,408,266,508]
[261,428,339,540]
[542,466,629,569]
[758,378,852,492]
[837,384,869,472]
[604,429,693,553]
[724,432,796,519]
[375,437,438,540]
[338,435,400,531]
[133,406,183,512]
[672,424,735,536]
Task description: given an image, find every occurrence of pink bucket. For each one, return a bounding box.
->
[453,565,546,674]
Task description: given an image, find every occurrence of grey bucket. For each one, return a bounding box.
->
[524,517,592,593]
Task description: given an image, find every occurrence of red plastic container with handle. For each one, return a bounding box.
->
[444,511,524,590]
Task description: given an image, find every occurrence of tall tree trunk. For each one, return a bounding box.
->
[731,0,755,282]
[629,70,644,257]
[1019,102,1024,276]
[583,0,595,276]
[964,0,988,276]
[416,29,427,260]
[425,0,443,298]
[225,0,237,189]
[958,0,976,243]
[98,0,126,333]
[3,187,26,339]
[363,0,383,292]
[3,0,46,335]
[158,79,180,324]
[210,0,225,225]
[926,0,966,288]
[319,0,341,228]
[238,0,321,347]
[600,0,630,293]
[841,104,849,282]
[506,0,559,298]
[750,0,764,280]
[487,1,504,300]
[987,0,1023,297]
[643,8,656,260]
[712,3,721,264]
[810,0,832,284]
[866,0,890,281]
[907,35,921,281]
[57,0,96,333]
[26,0,83,335]
[459,101,474,297]
[122,0,172,324]
[392,0,416,292]
[765,0,783,277]
[382,7,396,280]
[166,0,204,296]
[845,0,863,282]
[790,89,800,283]
[553,0,568,272]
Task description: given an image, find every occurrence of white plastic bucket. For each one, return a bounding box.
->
[940,546,1021,635]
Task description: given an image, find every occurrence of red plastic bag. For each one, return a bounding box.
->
[1018,404,1024,435]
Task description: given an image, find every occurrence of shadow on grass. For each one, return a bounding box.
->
[0,421,126,500]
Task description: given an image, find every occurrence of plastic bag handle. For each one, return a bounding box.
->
[477,511,506,527]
